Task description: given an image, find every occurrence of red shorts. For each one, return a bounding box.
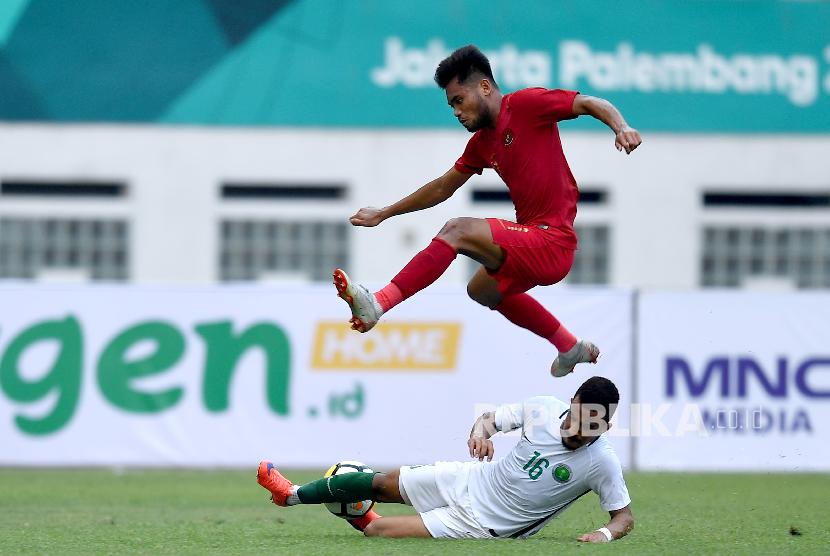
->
[486,218,575,296]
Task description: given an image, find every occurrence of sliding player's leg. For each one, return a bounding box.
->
[256,463,442,535]
[363,515,432,538]
[256,461,406,506]
[257,462,405,532]
[258,461,488,539]
[333,217,503,332]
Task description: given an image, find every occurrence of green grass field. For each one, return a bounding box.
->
[1,469,828,554]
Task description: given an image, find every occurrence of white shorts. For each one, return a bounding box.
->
[398,461,492,539]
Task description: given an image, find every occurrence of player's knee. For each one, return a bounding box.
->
[466,281,481,303]
[467,278,501,309]
[467,281,495,308]
[437,217,471,246]
[371,472,395,501]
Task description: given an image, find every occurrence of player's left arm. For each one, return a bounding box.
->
[467,402,524,462]
[467,411,498,462]
[571,94,642,154]
[576,504,635,543]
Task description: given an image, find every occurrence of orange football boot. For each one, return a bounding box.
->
[257,460,294,507]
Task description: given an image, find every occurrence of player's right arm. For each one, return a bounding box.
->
[581,442,633,542]
[577,505,634,543]
[349,167,471,227]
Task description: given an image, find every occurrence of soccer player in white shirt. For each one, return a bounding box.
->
[257,376,634,543]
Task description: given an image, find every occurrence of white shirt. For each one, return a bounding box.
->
[467,395,630,538]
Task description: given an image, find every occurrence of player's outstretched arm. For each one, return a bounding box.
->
[467,411,499,461]
[349,167,471,227]
[571,94,642,155]
[576,505,634,543]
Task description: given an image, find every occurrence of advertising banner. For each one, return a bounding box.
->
[0,1,828,131]
[636,292,830,471]
[0,285,633,469]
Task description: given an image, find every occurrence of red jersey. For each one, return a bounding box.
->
[454,88,580,250]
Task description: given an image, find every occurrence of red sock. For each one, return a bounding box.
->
[495,293,578,352]
[387,238,457,302]
[551,326,578,353]
[349,509,381,532]
[374,282,403,313]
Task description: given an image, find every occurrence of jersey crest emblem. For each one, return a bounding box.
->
[503,128,514,146]
[553,463,572,483]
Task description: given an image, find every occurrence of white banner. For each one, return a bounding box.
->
[636,291,830,471]
[0,284,633,469]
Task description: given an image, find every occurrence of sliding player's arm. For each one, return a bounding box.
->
[571,94,642,154]
[349,167,471,227]
[576,505,635,543]
[467,411,497,461]
[467,403,523,462]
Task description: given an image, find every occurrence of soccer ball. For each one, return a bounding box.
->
[323,460,375,519]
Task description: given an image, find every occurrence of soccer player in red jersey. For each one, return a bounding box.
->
[334,44,642,377]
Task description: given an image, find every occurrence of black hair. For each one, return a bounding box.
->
[434,44,498,89]
[575,376,620,423]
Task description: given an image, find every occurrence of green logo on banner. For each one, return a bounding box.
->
[0,317,292,435]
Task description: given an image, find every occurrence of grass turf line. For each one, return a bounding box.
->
[1,469,828,554]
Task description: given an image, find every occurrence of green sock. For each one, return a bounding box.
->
[297,472,376,504]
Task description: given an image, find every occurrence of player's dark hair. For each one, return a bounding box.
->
[434,44,498,89]
[575,376,619,423]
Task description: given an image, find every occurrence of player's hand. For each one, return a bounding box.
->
[467,436,494,462]
[614,126,642,154]
[349,206,385,227]
[577,531,611,543]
